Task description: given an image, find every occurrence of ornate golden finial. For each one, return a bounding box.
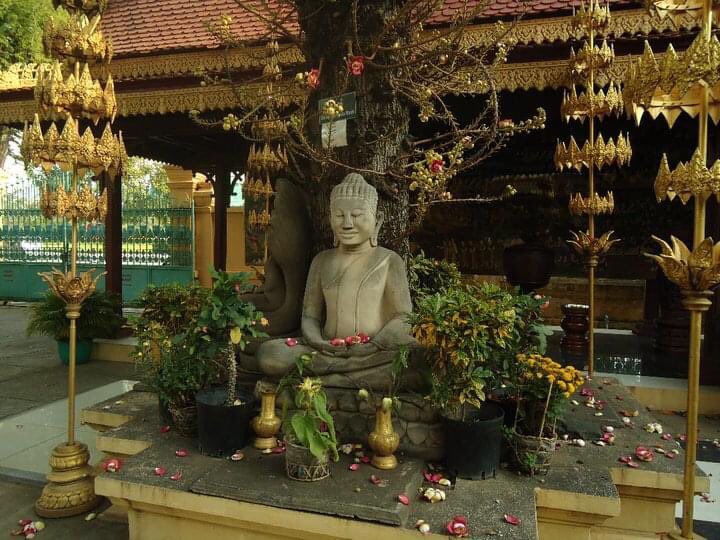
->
[44,12,112,67]
[571,0,611,35]
[38,267,104,305]
[554,133,632,171]
[570,40,615,80]
[35,61,117,123]
[569,191,615,216]
[567,230,620,260]
[645,236,720,291]
[654,150,720,204]
[52,0,108,16]
[561,83,624,121]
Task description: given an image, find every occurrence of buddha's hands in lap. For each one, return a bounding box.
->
[347,342,380,357]
[307,338,347,356]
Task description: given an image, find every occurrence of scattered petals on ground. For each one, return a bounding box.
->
[503,513,521,525]
[446,515,469,537]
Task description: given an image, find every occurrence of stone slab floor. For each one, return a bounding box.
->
[0,475,127,539]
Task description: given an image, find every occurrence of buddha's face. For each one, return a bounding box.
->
[330,198,376,247]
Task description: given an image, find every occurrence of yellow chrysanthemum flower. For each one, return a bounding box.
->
[562,372,573,382]
[563,391,570,398]
[557,380,567,391]
[567,383,576,394]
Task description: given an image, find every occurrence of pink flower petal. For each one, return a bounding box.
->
[635,446,654,462]
[618,455,633,464]
[360,456,371,464]
[423,471,433,482]
[102,458,122,473]
[503,513,521,525]
[581,388,594,397]
[358,333,370,344]
[348,463,360,471]
[330,338,345,347]
[285,338,298,347]
[627,460,640,468]
[370,474,382,485]
[661,433,673,441]
[666,452,677,459]
[175,449,188,457]
[679,434,687,442]
[271,446,285,454]
[160,425,171,433]
[170,471,182,481]
[154,467,167,477]
[398,494,410,505]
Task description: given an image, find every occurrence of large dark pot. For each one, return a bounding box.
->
[502,243,555,293]
[443,402,505,480]
[196,387,255,457]
[57,339,93,365]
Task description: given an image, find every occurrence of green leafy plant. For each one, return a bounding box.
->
[407,250,462,307]
[194,268,267,405]
[129,282,208,390]
[278,354,339,461]
[409,281,549,420]
[27,291,123,341]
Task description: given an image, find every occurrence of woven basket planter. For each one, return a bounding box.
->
[285,441,330,482]
[168,404,198,438]
[510,428,557,476]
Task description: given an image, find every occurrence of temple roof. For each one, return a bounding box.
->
[104,0,635,57]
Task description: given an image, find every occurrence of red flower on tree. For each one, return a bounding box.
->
[308,68,320,89]
[347,55,365,76]
[429,159,444,173]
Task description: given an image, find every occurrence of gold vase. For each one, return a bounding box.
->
[252,390,281,449]
[368,406,400,470]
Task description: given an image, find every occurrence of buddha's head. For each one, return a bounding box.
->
[330,173,383,248]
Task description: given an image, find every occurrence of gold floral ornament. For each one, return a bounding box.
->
[40,184,107,221]
[246,143,287,175]
[645,236,720,291]
[35,61,116,123]
[623,35,720,127]
[43,12,112,68]
[243,176,274,197]
[654,151,720,204]
[569,191,614,216]
[39,267,104,306]
[554,133,632,172]
[569,40,615,80]
[567,230,621,259]
[21,114,127,177]
[251,115,287,142]
[561,84,624,121]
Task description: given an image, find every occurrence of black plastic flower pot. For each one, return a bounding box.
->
[442,401,505,480]
[196,387,255,457]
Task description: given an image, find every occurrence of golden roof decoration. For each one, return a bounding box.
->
[248,209,272,228]
[555,132,632,171]
[44,12,112,68]
[35,61,116,123]
[21,114,127,177]
[0,63,40,92]
[623,36,720,126]
[570,40,615,80]
[654,151,720,203]
[40,184,107,221]
[645,235,720,291]
[251,115,287,142]
[561,84,624,121]
[569,191,615,216]
[243,176,275,197]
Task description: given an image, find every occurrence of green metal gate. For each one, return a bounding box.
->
[0,174,194,302]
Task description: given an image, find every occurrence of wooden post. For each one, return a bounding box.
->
[102,172,123,308]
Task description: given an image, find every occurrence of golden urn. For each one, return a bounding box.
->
[251,384,281,450]
[368,401,400,470]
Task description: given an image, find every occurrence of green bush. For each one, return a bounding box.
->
[27,291,123,342]
[407,251,462,307]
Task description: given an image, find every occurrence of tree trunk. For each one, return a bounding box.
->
[296,0,411,257]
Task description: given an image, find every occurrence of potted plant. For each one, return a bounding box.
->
[410,282,530,479]
[278,353,339,481]
[506,353,584,475]
[194,268,267,456]
[152,339,218,437]
[130,282,209,424]
[27,291,123,365]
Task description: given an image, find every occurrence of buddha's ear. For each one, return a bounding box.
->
[371,211,384,247]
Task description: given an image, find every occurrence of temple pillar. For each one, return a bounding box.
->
[226,207,246,272]
[164,165,195,206]
[193,179,214,287]
[213,165,231,271]
[103,172,123,308]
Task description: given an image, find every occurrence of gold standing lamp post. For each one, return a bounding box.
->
[14,0,127,517]
[623,0,720,536]
[555,0,631,376]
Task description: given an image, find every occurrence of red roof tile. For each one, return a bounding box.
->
[103,0,633,57]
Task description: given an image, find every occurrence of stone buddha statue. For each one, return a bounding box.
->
[255,173,416,390]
